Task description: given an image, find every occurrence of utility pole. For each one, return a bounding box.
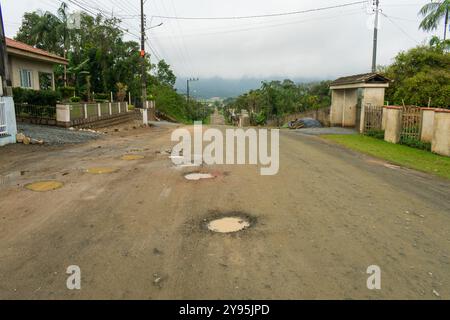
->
[444,6,448,41]
[186,78,199,107]
[140,0,147,107]
[0,2,9,94]
[371,0,380,73]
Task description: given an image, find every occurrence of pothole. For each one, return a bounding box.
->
[86,167,119,174]
[25,181,64,192]
[121,155,145,161]
[204,213,254,234]
[184,173,214,181]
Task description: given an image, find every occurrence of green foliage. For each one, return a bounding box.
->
[13,87,60,106]
[382,43,450,108]
[59,86,75,100]
[365,130,385,140]
[400,136,432,151]
[94,93,109,101]
[225,80,331,125]
[70,96,81,103]
[156,60,176,88]
[418,1,450,34]
[323,135,450,180]
[115,83,127,102]
[15,6,148,101]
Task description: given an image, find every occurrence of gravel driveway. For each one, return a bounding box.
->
[17,123,101,145]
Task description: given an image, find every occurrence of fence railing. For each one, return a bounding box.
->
[57,102,130,127]
[14,103,56,120]
[68,102,128,120]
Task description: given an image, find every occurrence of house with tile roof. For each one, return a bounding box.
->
[5,37,68,91]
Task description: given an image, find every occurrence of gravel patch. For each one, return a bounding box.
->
[17,124,101,145]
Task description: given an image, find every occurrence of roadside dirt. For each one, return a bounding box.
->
[0,125,449,299]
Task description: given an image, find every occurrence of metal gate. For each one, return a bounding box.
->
[363,104,383,132]
[401,106,422,140]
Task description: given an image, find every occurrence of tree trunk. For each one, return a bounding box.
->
[445,7,449,40]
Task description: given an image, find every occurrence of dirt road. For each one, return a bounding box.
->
[0,124,449,299]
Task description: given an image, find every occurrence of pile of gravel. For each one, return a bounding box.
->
[17,124,101,145]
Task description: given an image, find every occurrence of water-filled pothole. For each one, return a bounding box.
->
[206,215,252,233]
[86,167,119,174]
[25,181,64,192]
[184,173,214,181]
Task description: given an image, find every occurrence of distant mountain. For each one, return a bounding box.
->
[175,76,323,99]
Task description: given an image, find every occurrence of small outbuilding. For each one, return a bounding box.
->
[329,73,390,128]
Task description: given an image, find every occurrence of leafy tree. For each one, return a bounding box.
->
[382,40,450,107]
[419,0,449,40]
[156,60,176,88]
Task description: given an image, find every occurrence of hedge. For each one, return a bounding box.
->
[12,87,60,106]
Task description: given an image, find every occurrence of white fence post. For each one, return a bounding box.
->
[56,104,71,127]
[118,102,121,113]
[125,102,129,112]
[109,102,112,115]
[84,104,88,119]
[97,103,101,117]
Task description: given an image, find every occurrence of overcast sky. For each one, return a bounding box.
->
[2,0,441,80]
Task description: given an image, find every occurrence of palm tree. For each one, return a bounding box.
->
[419,0,450,40]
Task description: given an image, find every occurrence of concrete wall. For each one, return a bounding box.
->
[421,108,435,143]
[330,90,344,126]
[381,106,387,130]
[0,96,18,146]
[384,107,402,144]
[9,55,55,90]
[361,87,385,107]
[431,110,450,157]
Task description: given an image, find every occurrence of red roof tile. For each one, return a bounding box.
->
[5,37,68,64]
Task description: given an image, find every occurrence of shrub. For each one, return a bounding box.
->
[94,93,109,101]
[13,87,60,106]
[70,96,81,103]
[400,136,431,151]
[59,86,75,100]
[365,129,385,140]
[116,82,128,102]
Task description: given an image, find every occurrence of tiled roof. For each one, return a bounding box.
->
[5,37,68,64]
[331,73,390,86]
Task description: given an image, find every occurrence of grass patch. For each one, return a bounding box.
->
[322,134,450,179]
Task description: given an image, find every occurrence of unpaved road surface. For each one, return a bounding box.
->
[0,125,449,299]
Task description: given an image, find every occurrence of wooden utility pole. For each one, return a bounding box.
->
[371,0,380,73]
[140,0,147,106]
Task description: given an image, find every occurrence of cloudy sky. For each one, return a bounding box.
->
[2,0,441,80]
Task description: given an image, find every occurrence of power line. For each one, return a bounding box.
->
[150,9,363,39]
[152,1,366,20]
[382,12,419,44]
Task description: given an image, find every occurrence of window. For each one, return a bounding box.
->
[39,72,53,90]
[20,69,33,88]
